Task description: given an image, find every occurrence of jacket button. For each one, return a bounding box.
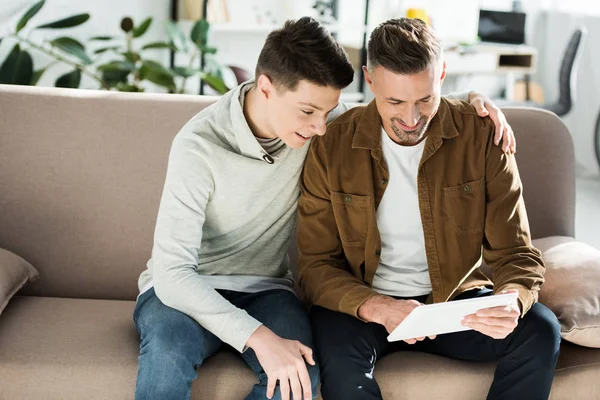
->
[344,195,352,203]
[381,178,388,185]
[463,184,471,192]
[375,250,381,256]
[262,154,274,164]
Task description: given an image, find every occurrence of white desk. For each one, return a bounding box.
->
[444,44,538,100]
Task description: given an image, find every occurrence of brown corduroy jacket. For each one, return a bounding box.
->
[297,98,545,319]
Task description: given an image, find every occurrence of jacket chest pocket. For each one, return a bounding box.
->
[443,177,485,235]
[331,191,371,247]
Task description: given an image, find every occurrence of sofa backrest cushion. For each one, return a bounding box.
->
[0,85,217,300]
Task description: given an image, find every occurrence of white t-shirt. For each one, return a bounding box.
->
[371,127,432,297]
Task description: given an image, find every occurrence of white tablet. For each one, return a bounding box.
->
[387,292,519,342]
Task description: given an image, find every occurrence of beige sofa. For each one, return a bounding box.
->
[0,84,599,399]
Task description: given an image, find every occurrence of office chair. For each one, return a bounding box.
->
[595,110,600,169]
[501,26,587,118]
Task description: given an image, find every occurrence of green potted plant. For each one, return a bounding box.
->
[0,0,229,94]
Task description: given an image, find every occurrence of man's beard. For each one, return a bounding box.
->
[390,117,429,145]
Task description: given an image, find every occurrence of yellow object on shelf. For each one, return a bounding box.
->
[406,8,431,26]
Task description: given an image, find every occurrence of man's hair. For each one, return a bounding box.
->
[255,17,354,91]
[367,18,441,75]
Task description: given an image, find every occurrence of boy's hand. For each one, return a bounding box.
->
[247,325,315,400]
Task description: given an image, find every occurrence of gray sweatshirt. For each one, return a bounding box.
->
[138,81,468,352]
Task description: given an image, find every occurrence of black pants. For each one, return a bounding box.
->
[311,289,561,400]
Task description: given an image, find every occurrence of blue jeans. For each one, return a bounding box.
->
[133,288,320,400]
[312,288,561,400]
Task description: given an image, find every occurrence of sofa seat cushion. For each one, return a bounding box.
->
[0,296,140,399]
[1,296,599,400]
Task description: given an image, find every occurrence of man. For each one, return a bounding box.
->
[297,18,560,400]
[134,17,515,400]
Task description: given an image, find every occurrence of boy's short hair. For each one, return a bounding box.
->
[256,17,354,91]
[367,17,442,75]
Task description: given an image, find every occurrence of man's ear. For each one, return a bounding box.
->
[256,74,275,99]
[363,65,375,92]
[439,60,447,84]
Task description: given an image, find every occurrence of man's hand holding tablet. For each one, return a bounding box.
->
[358,294,438,345]
[382,289,520,343]
[461,289,521,340]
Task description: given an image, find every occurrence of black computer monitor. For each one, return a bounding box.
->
[478,9,526,44]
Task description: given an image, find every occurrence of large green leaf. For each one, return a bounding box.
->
[0,44,33,85]
[13,49,33,85]
[55,69,81,88]
[97,61,135,72]
[30,68,46,85]
[0,44,21,84]
[16,0,45,33]
[140,60,175,91]
[201,72,228,94]
[166,21,187,52]
[190,20,209,49]
[36,13,90,29]
[142,42,176,51]
[132,17,152,38]
[50,37,92,65]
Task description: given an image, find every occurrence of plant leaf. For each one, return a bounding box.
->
[116,82,142,92]
[201,72,228,94]
[89,36,114,41]
[173,66,200,78]
[30,68,46,85]
[140,60,175,91]
[202,46,217,55]
[132,17,152,38]
[97,61,135,72]
[94,46,121,54]
[205,58,223,80]
[101,69,129,87]
[55,69,81,88]
[166,21,187,52]
[13,49,34,85]
[0,44,21,84]
[121,51,140,63]
[190,20,209,48]
[36,13,90,29]
[141,60,174,75]
[50,37,92,65]
[16,0,45,33]
[142,42,176,51]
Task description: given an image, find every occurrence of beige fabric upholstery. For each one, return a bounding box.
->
[0,248,38,314]
[534,236,600,348]
[0,85,217,300]
[1,85,599,399]
[501,107,576,239]
[1,297,598,399]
